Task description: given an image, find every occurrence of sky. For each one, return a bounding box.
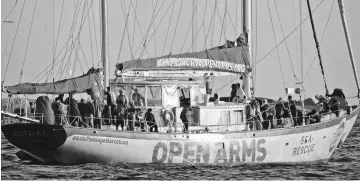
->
[1,0,360,104]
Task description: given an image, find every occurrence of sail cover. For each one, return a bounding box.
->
[116,43,251,74]
[3,68,103,95]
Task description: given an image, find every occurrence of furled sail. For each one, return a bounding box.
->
[116,41,251,74]
[2,68,103,95]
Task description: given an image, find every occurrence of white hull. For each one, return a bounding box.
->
[10,107,358,165]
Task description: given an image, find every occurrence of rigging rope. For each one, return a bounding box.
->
[266,0,287,92]
[180,0,199,52]
[54,0,65,61]
[306,0,329,94]
[304,0,335,81]
[256,0,326,65]
[139,1,175,58]
[2,0,26,85]
[169,0,184,53]
[202,1,217,50]
[161,0,176,56]
[1,0,18,28]
[121,0,135,59]
[273,0,299,84]
[87,0,95,65]
[116,0,133,64]
[91,2,99,61]
[216,1,227,46]
[131,2,150,57]
[19,0,38,83]
[133,0,161,58]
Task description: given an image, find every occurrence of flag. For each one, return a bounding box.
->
[285,88,302,94]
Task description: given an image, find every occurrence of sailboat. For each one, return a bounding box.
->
[1,0,359,164]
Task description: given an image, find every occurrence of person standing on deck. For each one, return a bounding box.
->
[84,98,95,128]
[115,89,128,131]
[288,95,298,126]
[86,89,103,129]
[104,87,116,124]
[180,103,192,133]
[144,108,158,132]
[274,97,285,128]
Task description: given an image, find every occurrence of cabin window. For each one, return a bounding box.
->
[146,86,162,107]
[231,110,243,124]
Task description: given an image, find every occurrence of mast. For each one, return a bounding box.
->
[242,0,252,99]
[101,0,109,89]
[337,0,360,99]
[300,0,303,84]
[306,0,329,94]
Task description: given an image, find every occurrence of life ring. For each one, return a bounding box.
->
[163,109,175,126]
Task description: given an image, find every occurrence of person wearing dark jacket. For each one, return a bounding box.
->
[144,108,158,132]
[84,98,95,128]
[180,104,192,133]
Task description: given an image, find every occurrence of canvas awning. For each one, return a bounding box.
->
[2,68,103,95]
[116,43,251,74]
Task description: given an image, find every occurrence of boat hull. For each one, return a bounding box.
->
[2,107,359,165]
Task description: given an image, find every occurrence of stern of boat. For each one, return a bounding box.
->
[1,124,67,163]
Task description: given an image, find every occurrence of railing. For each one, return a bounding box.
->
[1,105,356,134]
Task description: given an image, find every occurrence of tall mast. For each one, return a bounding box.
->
[242,0,252,98]
[306,0,329,94]
[101,0,109,89]
[300,0,303,84]
[337,0,360,99]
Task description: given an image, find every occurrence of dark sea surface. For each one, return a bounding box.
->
[1,119,360,180]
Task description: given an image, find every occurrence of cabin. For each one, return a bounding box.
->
[110,77,247,132]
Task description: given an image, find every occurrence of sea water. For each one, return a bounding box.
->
[1,119,360,180]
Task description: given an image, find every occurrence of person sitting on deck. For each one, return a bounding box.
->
[144,108,158,132]
[305,109,319,124]
[330,99,340,117]
[315,94,330,115]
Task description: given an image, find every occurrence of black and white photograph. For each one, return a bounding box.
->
[1,0,360,180]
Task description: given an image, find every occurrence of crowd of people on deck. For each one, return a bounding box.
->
[244,88,348,131]
[49,87,159,132]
